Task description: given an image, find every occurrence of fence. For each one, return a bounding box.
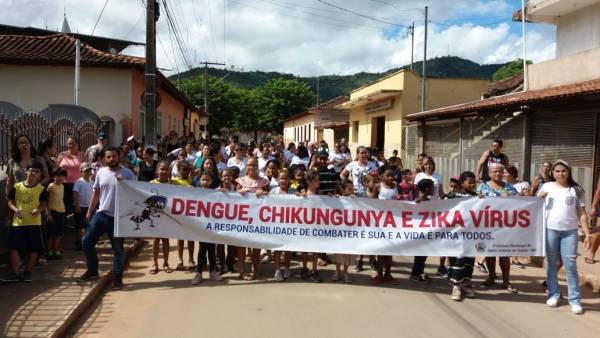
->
[0,102,101,169]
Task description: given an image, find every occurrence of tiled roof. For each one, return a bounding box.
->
[486,73,524,97]
[0,33,145,67]
[283,96,349,122]
[407,77,600,121]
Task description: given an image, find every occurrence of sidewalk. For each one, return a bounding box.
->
[578,246,600,292]
[0,231,144,338]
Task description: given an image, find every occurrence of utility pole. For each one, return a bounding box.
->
[421,6,428,112]
[202,61,226,136]
[410,21,414,71]
[144,0,159,146]
[74,39,80,105]
[521,0,528,91]
[316,77,320,108]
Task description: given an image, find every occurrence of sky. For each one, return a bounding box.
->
[0,0,557,76]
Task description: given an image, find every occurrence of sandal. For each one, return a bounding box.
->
[163,265,174,273]
[584,258,595,264]
[475,261,488,273]
[502,284,518,293]
[175,261,184,271]
[244,273,255,281]
[149,265,159,274]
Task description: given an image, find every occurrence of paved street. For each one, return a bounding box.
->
[70,244,600,338]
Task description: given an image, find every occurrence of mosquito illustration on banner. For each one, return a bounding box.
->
[130,188,168,230]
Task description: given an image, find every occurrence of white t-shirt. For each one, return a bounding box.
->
[379,184,398,200]
[539,182,586,231]
[270,186,296,195]
[257,156,275,174]
[344,160,377,196]
[414,172,442,200]
[93,165,135,217]
[227,157,248,176]
[291,156,309,167]
[73,177,94,207]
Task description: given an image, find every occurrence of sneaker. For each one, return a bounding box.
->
[372,275,383,285]
[112,276,124,290]
[37,257,47,265]
[571,304,583,314]
[331,271,340,281]
[282,268,292,279]
[191,272,203,285]
[309,271,322,283]
[343,273,353,283]
[274,269,284,282]
[77,271,100,282]
[461,286,476,298]
[451,285,462,301]
[175,261,185,271]
[209,271,223,281]
[22,271,32,282]
[409,274,431,284]
[299,267,310,280]
[437,265,449,278]
[1,272,21,283]
[546,297,559,307]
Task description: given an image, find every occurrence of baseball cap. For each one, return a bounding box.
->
[80,162,92,171]
[97,132,107,140]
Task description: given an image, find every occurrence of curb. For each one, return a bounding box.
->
[52,239,146,338]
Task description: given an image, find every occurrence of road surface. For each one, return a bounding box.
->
[70,244,600,338]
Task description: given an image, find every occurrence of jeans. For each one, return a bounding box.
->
[411,256,427,276]
[82,212,125,277]
[546,228,581,305]
[198,242,216,273]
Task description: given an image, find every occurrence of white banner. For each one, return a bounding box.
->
[115,180,545,256]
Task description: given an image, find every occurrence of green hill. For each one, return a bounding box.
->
[171,56,506,102]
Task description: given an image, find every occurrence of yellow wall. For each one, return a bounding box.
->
[348,70,489,158]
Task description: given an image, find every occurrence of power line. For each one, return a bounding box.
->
[91,0,110,35]
[317,0,409,28]
[367,0,423,13]
[229,0,381,32]
[162,0,194,69]
[124,11,145,39]
[207,0,218,63]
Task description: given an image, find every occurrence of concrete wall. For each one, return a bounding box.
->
[556,2,600,57]
[528,47,600,89]
[350,71,404,99]
[0,64,132,128]
[283,114,318,145]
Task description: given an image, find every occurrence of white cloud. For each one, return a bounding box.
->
[0,0,556,76]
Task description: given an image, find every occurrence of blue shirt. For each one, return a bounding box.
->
[476,181,518,197]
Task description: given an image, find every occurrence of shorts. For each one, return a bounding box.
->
[8,226,44,252]
[47,210,66,237]
[74,207,89,229]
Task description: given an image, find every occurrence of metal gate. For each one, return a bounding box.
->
[0,102,101,168]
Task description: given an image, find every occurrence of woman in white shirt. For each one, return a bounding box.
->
[290,145,310,168]
[413,156,444,200]
[226,143,248,176]
[538,160,591,314]
[340,146,377,197]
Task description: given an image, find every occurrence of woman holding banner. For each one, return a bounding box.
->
[476,162,519,293]
[538,160,590,314]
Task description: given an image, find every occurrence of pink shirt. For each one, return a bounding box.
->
[237,176,269,193]
[59,152,83,183]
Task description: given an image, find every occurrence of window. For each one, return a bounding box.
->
[352,121,359,142]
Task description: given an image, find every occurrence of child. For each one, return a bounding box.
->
[217,168,237,273]
[289,165,306,192]
[170,150,188,178]
[398,169,414,202]
[149,161,173,274]
[447,171,478,301]
[299,170,322,282]
[3,160,47,282]
[410,178,434,283]
[356,172,379,272]
[373,165,398,285]
[72,162,94,251]
[271,170,295,281]
[171,160,196,271]
[331,181,354,283]
[46,168,67,260]
[192,173,223,284]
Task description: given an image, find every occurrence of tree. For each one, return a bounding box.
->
[491,59,533,82]
[254,79,316,131]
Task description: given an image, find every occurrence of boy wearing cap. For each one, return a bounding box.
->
[72,162,94,250]
[2,160,47,282]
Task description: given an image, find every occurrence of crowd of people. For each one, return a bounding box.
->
[1,131,596,314]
